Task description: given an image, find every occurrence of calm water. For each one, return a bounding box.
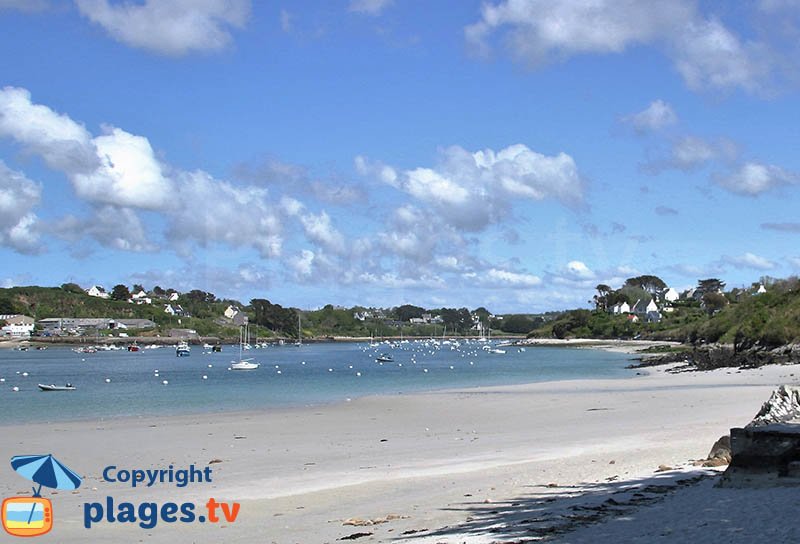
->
[0,341,634,423]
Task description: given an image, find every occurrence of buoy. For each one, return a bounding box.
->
[105,378,111,383]
[202,375,208,380]
[328,368,333,372]
[208,364,213,368]
[162,380,168,385]
[423,369,429,373]
[277,370,282,374]
[356,372,361,377]
[12,386,19,392]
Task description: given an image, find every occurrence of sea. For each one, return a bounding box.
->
[0,340,636,423]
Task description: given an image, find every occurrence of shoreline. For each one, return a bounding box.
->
[1,360,798,542]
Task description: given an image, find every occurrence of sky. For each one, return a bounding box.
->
[1,0,800,313]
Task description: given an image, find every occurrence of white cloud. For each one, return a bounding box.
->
[348,0,393,16]
[54,206,155,253]
[72,126,173,210]
[715,162,800,195]
[358,144,583,231]
[722,252,776,270]
[299,211,346,255]
[566,260,594,279]
[0,86,97,173]
[485,268,541,287]
[623,100,677,132]
[280,9,292,33]
[466,0,773,93]
[0,160,41,254]
[289,249,316,278]
[167,170,283,258]
[75,0,251,56]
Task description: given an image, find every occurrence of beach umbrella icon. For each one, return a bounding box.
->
[10,454,82,524]
[11,454,82,495]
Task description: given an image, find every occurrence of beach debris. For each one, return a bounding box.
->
[655,464,674,472]
[343,514,405,526]
[208,459,223,465]
[401,528,428,535]
[338,532,372,540]
[234,435,247,439]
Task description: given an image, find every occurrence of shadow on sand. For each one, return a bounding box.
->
[405,469,716,542]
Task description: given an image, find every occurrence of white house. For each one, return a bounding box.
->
[631,299,659,315]
[756,284,767,294]
[224,305,240,320]
[86,285,110,299]
[1,315,35,338]
[164,304,185,316]
[168,292,180,302]
[130,290,152,304]
[662,287,679,302]
[610,301,631,315]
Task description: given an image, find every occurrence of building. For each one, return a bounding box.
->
[112,319,156,329]
[224,305,240,320]
[130,290,152,305]
[662,287,679,302]
[610,301,631,315]
[756,284,767,294]
[168,292,180,302]
[1,315,35,338]
[85,285,110,299]
[164,304,186,316]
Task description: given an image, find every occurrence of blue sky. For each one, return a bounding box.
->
[1,0,799,312]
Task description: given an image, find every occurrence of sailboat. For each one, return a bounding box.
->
[231,323,260,370]
[294,314,303,347]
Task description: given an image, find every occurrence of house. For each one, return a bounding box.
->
[1,315,35,338]
[231,313,248,326]
[86,285,110,299]
[631,299,659,315]
[662,287,679,302]
[626,314,639,323]
[353,311,372,321]
[610,301,631,315]
[168,292,180,302]
[756,284,767,294]
[224,305,240,320]
[130,290,152,305]
[164,304,186,316]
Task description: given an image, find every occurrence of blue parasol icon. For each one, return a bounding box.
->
[10,454,82,524]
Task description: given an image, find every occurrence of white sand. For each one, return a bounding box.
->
[0,358,797,543]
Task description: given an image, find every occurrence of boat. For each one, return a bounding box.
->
[38,383,76,392]
[231,325,260,370]
[127,343,140,352]
[212,345,222,353]
[176,341,191,357]
[294,314,303,347]
[375,354,394,362]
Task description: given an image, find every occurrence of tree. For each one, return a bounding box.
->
[395,304,425,322]
[111,284,131,301]
[593,284,612,311]
[702,292,727,315]
[185,289,216,303]
[624,275,667,295]
[152,285,166,297]
[500,315,542,334]
[697,278,725,296]
[251,299,298,336]
[60,282,84,294]
[132,284,145,294]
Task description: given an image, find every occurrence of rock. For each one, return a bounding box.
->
[703,434,732,466]
[747,385,800,427]
[719,423,800,487]
[208,458,223,465]
[655,465,673,472]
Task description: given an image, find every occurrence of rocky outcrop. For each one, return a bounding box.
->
[718,386,800,488]
[701,435,731,467]
[747,385,800,427]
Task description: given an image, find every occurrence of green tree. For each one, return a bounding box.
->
[395,304,425,322]
[132,284,145,293]
[152,285,166,297]
[251,299,298,336]
[60,282,84,294]
[111,284,131,301]
[594,284,612,311]
[702,292,728,315]
[624,275,667,295]
[697,278,726,296]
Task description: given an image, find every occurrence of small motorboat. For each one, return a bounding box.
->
[38,383,76,392]
[176,341,191,357]
[375,354,394,362]
[230,360,260,370]
[212,345,222,353]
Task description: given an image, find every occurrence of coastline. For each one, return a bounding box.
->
[1,355,797,542]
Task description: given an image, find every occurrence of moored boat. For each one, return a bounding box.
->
[38,383,76,391]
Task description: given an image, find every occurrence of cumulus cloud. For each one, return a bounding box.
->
[357,144,583,231]
[0,160,41,253]
[715,162,800,195]
[75,0,251,56]
[484,268,541,287]
[349,0,393,16]
[466,0,774,93]
[167,170,283,258]
[722,252,776,270]
[565,260,594,279]
[0,86,97,173]
[53,206,156,253]
[623,100,677,132]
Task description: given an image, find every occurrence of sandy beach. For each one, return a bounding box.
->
[1,350,797,543]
